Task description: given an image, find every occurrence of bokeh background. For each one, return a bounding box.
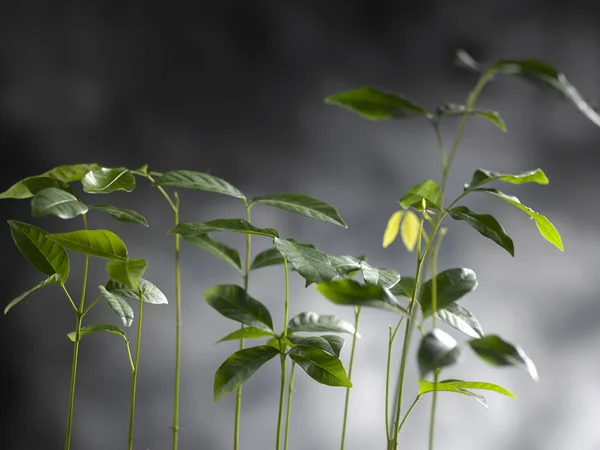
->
[1,2,599,449]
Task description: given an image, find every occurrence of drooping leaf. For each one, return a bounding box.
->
[325,87,427,121]
[8,221,70,282]
[389,277,416,298]
[418,379,489,408]
[469,335,539,381]
[105,278,168,305]
[106,258,148,291]
[359,261,401,289]
[273,238,338,286]
[475,188,563,251]
[204,284,274,332]
[81,167,135,194]
[22,177,78,198]
[289,346,352,387]
[250,194,346,228]
[288,335,345,358]
[99,285,134,327]
[4,273,61,315]
[316,279,407,314]
[47,229,128,260]
[214,345,280,401]
[466,168,549,189]
[435,103,507,132]
[180,233,242,274]
[250,247,285,271]
[287,311,356,335]
[436,303,484,338]
[419,268,478,317]
[216,327,276,343]
[31,188,88,219]
[67,323,128,343]
[400,210,420,252]
[417,329,462,378]
[399,180,443,210]
[383,211,403,248]
[327,255,362,277]
[88,204,149,227]
[419,379,516,398]
[170,219,279,239]
[154,170,245,200]
[449,206,514,256]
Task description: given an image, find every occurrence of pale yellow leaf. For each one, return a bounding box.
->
[383,211,403,248]
[401,211,420,252]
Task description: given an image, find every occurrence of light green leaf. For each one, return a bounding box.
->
[105,278,168,305]
[418,379,489,408]
[399,180,443,210]
[467,168,549,189]
[419,268,478,317]
[250,194,346,228]
[154,170,245,200]
[288,335,345,358]
[47,229,128,260]
[419,379,516,398]
[22,177,78,198]
[99,285,134,327]
[449,206,514,256]
[170,219,279,239]
[180,234,242,274]
[216,327,276,343]
[436,303,484,339]
[273,238,338,286]
[289,346,352,387]
[454,49,481,72]
[106,258,148,291]
[435,103,507,132]
[327,254,362,277]
[81,167,135,194]
[417,328,462,378]
[214,345,279,402]
[359,261,401,289]
[316,279,407,314]
[88,204,149,227]
[250,247,285,271]
[31,188,88,219]
[67,323,127,343]
[4,273,61,315]
[469,335,538,381]
[287,311,356,335]
[389,277,415,298]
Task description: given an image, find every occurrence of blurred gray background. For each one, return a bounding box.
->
[1,1,599,449]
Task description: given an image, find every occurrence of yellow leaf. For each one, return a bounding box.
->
[383,211,403,248]
[401,211,420,252]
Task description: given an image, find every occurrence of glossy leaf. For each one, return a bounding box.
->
[418,379,488,408]
[106,258,147,291]
[454,49,480,72]
[383,211,402,248]
[475,188,563,251]
[287,311,356,335]
[154,170,245,200]
[399,180,443,210]
[288,335,345,358]
[31,188,88,219]
[81,167,135,194]
[250,194,346,228]
[181,233,242,274]
[419,379,516,398]
[289,346,352,387]
[250,247,284,271]
[328,254,362,277]
[204,284,274,332]
[4,273,61,315]
[400,210,420,252]
[436,303,484,338]
[317,279,407,314]
[99,285,134,327]
[88,204,149,227]
[216,327,276,343]
[22,177,78,198]
[359,261,401,289]
[469,335,539,381]
[67,323,127,343]
[325,87,427,121]
[419,268,478,317]
[105,278,168,305]
[467,168,549,189]
[214,345,279,401]
[389,277,415,298]
[435,103,507,132]
[273,238,338,286]
[8,221,70,282]
[170,219,279,239]
[47,230,128,260]
[449,206,514,256]
[417,329,462,378]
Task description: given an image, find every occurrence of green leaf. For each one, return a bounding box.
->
[88,204,149,227]
[389,277,415,298]
[287,311,356,335]
[250,194,346,228]
[436,303,484,339]
[216,327,276,343]
[31,188,88,219]
[289,346,352,387]
[22,177,78,198]
[419,268,478,317]
[327,255,362,276]
[417,379,489,408]
[250,247,285,271]
[214,345,279,401]
[8,221,70,282]
[67,323,127,343]
[105,278,168,305]
[417,329,462,378]
[399,180,443,210]
[273,238,338,286]
[475,188,563,251]
[467,168,549,189]
[180,234,242,274]
[81,167,136,194]
[419,379,516,398]
[316,279,407,314]
[106,258,148,291]
[170,219,279,239]
[0,163,99,200]
[435,103,507,132]
[325,87,427,121]
[448,206,514,256]
[4,273,61,314]
[154,170,245,200]
[359,261,401,289]
[99,285,134,327]
[469,335,538,381]
[47,229,129,260]
[454,49,481,72]
[204,284,274,332]
[288,335,345,358]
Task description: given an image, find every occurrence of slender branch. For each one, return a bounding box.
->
[276,260,291,450]
[283,362,296,450]
[340,306,362,450]
[397,396,421,434]
[172,192,182,450]
[428,372,439,450]
[81,296,103,317]
[128,291,144,450]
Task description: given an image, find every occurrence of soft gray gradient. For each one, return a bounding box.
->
[1,2,599,450]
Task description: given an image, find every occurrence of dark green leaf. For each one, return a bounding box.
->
[106,278,168,305]
[419,268,478,317]
[418,379,488,408]
[289,346,352,387]
[316,279,407,314]
[250,247,284,271]
[435,103,507,132]
[214,345,279,401]
[81,167,135,194]
[273,238,338,286]
[287,311,356,335]
[325,87,427,121]
[67,323,127,343]
[217,327,276,343]
[170,219,279,239]
[417,329,462,378]
[449,206,514,256]
[436,303,484,339]
[389,277,415,298]
[22,177,78,198]
[181,234,242,274]
[399,180,443,210]
[31,188,88,219]
[154,170,245,200]
[4,273,61,315]
[469,335,538,381]
[250,194,346,228]
[88,204,149,227]
[204,284,274,332]
[327,255,362,277]
[47,229,129,260]
[99,285,134,327]
[106,258,148,291]
[8,220,70,282]
[359,261,401,289]
[467,168,549,189]
[288,335,345,358]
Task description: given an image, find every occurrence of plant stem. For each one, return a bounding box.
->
[340,306,361,450]
[283,362,296,450]
[276,260,290,450]
[397,396,421,434]
[128,291,145,450]
[428,372,439,450]
[172,192,182,450]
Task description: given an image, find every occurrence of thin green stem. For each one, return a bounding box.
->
[340,306,361,450]
[128,291,145,450]
[125,341,135,373]
[276,260,291,450]
[428,372,439,450]
[397,396,421,434]
[283,362,296,450]
[172,192,181,450]
[81,296,102,317]
[385,325,393,440]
